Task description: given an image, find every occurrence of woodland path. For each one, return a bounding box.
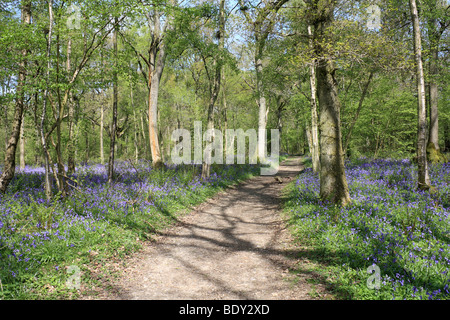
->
[86,157,328,300]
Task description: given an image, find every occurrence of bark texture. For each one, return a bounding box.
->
[202,0,225,179]
[409,0,431,190]
[308,25,320,174]
[311,0,351,206]
[0,0,31,193]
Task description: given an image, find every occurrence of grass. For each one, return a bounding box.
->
[0,161,260,299]
[283,157,450,300]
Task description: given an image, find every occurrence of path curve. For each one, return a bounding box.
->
[94,157,321,300]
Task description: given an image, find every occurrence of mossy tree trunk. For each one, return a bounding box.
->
[311,0,351,206]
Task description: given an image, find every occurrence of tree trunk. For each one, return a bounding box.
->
[428,23,439,151]
[147,11,168,169]
[131,77,139,162]
[444,121,450,152]
[201,0,225,179]
[308,25,320,173]
[140,115,148,158]
[39,0,53,202]
[67,37,76,174]
[19,113,25,170]
[222,70,228,151]
[3,95,8,152]
[343,71,374,155]
[255,48,268,163]
[100,102,104,164]
[108,19,119,183]
[0,0,31,193]
[409,0,431,190]
[305,125,312,155]
[312,0,351,206]
[55,32,68,197]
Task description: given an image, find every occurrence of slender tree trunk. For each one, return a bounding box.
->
[202,0,225,179]
[3,94,8,151]
[133,111,139,162]
[140,115,148,158]
[428,31,439,151]
[444,121,450,152]
[276,96,284,139]
[255,47,267,163]
[40,0,53,201]
[19,113,25,170]
[222,70,228,150]
[100,102,104,164]
[238,0,288,163]
[305,125,312,155]
[108,18,119,183]
[409,0,431,190]
[55,31,68,197]
[308,25,320,173]
[343,71,374,155]
[312,0,351,206]
[0,0,31,193]
[131,77,139,162]
[67,37,76,174]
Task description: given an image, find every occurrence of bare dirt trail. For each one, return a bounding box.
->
[93,157,326,300]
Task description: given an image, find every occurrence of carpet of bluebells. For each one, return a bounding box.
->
[287,158,450,300]
[0,161,259,299]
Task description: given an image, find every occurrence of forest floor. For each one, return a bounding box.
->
[81,157,332,300]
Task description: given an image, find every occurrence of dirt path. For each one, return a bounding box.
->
[92,157,325,300]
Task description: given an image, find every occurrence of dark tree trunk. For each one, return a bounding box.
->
[0,0,31,193]
[108,19,119,183]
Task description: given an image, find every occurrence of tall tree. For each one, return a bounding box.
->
[308,24,320,173]
[39,0,54,202]
[238,0,289,163]
[309,0,351,206]
[424,0,449,152]
[0,0,31,193]
[108,17,119,183]
[119,3,175,168]
[202,0,226,179]
[409,0,431,190]
[148,9,169,168]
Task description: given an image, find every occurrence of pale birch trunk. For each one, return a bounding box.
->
[308,25,320,173]
[409,0,431,190]
[67,37,76,174]
[40,0,53,201]
[100,103,104,164]
[19,113,25,170]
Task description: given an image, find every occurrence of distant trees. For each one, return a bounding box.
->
[0,0,447,201]
[238,0,289,164]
